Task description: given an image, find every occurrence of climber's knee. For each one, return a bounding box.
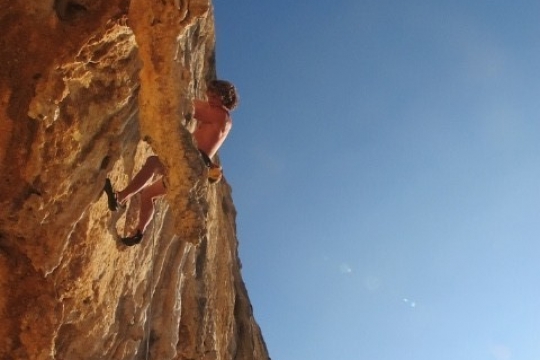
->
[144,156,165,176]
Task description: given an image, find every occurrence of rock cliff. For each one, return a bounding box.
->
[0,1,269,359]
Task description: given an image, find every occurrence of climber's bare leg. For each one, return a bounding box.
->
[117,156,165,205]
[134,178,167,235]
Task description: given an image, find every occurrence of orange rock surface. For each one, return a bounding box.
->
[0,1,269,359]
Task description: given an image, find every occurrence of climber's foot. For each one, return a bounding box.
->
[121,230,143,246]
[103,178,124,211]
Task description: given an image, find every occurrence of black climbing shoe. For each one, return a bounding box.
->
[121,230,143,246]
[103,178,124,211]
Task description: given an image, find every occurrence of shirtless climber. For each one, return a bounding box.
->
[103,80,238,246]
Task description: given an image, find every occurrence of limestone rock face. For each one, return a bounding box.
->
[0,1,269,359]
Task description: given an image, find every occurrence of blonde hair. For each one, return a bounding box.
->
[208,80,238,110]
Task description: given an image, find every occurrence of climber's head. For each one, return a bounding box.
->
[207,80,238,110]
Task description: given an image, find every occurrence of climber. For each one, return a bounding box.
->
[103,79,238,246]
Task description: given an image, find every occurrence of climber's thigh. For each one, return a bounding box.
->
[140,178,166,201]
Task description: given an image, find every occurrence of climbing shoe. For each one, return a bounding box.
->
[103,178,124,211]
[121,230,143,246]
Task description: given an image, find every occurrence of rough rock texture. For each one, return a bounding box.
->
[0,1,270,359]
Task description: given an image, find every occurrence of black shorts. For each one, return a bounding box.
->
[198,150,212,168]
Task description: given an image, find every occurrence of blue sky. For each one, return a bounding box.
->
[213,1,540,359]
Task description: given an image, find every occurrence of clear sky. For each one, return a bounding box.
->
[213,1,540,359]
